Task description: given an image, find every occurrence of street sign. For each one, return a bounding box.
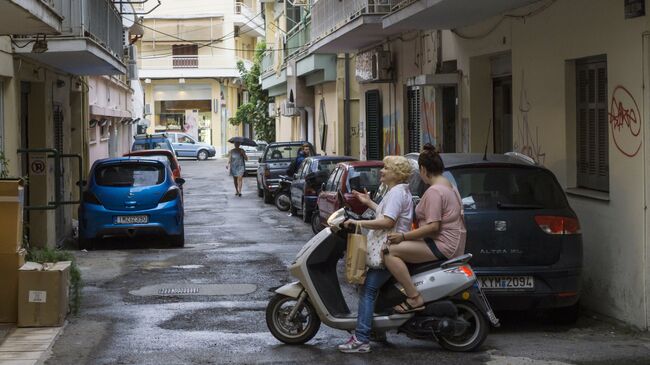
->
[29,155,47,176]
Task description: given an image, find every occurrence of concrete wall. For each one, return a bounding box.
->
[451,0,649,329]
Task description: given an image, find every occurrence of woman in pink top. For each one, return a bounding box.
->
[385,144,466,313]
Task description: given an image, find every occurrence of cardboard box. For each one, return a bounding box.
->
[18,261,71,327]
[0,180,24,254]
[0,249,27,323]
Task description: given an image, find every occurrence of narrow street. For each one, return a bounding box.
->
[45,159,650,365]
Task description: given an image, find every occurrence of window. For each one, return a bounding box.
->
[298,160,311,178]
[89,125,97,143]
[347,166,382,193]
[178,135,194,143]
[407,87,421,153]
[576,56,608,192]
[172,44,198,68]
[325,167,340,191]
[95,163,164,187]
[365,90,383,160]
[100,125,109,140]
[333,167,345,191]
[264,145,303,161]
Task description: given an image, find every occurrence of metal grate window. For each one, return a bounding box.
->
[407,87,421,153]
[576,56,608,192]
[365,90,383,160]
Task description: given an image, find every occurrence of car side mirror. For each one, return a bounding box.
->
[175,177,186,186]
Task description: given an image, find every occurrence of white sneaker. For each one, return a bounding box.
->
[337,335,371,353]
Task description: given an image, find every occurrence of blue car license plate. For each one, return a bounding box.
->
[115,215,148,224]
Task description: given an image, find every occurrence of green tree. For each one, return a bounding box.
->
[229,41,275,142]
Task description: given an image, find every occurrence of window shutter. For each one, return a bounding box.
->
[576,57,608,192]
[407,87,421,153]
[365,90,383,160]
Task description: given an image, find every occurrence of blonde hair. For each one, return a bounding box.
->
[382,155,412,183]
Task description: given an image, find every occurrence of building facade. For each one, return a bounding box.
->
[137,0,264,154]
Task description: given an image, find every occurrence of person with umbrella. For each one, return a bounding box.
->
[227,137,254,196]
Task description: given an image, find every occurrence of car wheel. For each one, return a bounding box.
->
[257,187,264,197]
[170,223,185,248]
[311,211,322,234]
[275,192,292,212]
[197,150,209,160]
[302,201,311,223]
[263,189,274,204]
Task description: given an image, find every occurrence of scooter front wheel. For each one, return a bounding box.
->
[437,302,489,352]
[266,294,321,344]
[275,192,292,211]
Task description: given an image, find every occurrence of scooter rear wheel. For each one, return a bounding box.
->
[437,302,489,352]
[266,294,321,345]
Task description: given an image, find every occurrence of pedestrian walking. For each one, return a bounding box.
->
[227,142,248,196]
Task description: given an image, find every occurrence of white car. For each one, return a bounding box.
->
[242,141,268,175]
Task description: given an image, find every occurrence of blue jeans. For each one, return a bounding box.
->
[355,268,392,343]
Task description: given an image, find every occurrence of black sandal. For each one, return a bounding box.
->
[394,294,425,314]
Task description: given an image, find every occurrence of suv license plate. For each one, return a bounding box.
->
[480,276,534,290]
[115,215,148,224]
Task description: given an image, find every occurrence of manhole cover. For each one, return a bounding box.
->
[130,283,257,297]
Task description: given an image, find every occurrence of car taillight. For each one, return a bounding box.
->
[160,188,180,203]
[534,216,581,235]
[305,186,316,195]
[82,191,101,205]
[264,168,271,178]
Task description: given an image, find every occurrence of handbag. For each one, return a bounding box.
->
[366,215,389,269]
[345,225,367,284]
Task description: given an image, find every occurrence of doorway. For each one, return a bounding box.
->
[492,76,512,154]
[442,86,457,152]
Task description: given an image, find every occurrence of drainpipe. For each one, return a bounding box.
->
[344,53,351,156]
[643,31,650,330]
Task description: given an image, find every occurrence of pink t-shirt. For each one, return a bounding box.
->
[415,184,466,259]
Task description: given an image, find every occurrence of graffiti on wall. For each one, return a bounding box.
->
[422,86,437,147]
[383,112,402,156]
[609,85,642,157]
[513,72,546,165]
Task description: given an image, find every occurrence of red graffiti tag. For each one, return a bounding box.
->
[609,86,641,157]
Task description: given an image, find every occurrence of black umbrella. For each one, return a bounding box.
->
[228,136,257,146]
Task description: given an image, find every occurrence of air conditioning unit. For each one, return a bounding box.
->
[356,49,393,83]
[268,102,276,117]
[281,100,300,117]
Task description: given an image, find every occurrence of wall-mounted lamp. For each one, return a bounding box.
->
[31,34,48,53]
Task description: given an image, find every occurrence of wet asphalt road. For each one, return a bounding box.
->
[46,158,650,365]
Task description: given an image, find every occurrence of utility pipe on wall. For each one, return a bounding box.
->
[344,53,351,156]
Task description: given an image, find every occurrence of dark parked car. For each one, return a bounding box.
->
[379,152,582,322]
[256,141,315,204]
[289,155,357,221]
[313,161,383,233]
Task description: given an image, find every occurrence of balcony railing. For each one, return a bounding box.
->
[53,0,123,57]
[286,20,311,58]
[173,56,199,69]
[311,0,396,43]
[261,51,273,75]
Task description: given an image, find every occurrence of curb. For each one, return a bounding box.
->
[0,323,65,365]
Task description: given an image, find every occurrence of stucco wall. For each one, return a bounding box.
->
[451,0,649,328]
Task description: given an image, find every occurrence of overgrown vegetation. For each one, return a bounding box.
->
[26,248,82,315]
[229,40,276,142]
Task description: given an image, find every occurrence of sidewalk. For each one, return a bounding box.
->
[0,326,63,365]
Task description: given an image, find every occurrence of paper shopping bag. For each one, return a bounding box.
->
[345,225,367,284]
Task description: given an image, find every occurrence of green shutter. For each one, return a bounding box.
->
[365,90,383,160]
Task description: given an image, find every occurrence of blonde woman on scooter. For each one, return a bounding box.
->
[338,155,413,353]
[386,144,467,314]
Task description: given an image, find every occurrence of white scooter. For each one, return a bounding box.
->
[266,208,500,352]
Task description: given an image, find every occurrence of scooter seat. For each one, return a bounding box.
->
[407,260,444,276]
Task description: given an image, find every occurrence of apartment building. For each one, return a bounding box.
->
[137,0,264,154]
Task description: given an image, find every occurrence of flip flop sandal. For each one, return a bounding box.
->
[393,295,425,314]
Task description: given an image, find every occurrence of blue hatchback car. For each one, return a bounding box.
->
[78,156,185,249]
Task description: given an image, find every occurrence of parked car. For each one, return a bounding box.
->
[256,141,315,204]
[242,141,268,175]
[313,161,383,233]
[78,156,185,250]
[379,152,582,322]
[124,149,182,180]
[289,155,357,222]
[131,133,175,154]
[166,132,216,160]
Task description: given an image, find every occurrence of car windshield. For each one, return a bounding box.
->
[448,167,568,211]
[95,163,164,187]
[264,145,303,160]
[347,166,382,193]
[316,160,342,173]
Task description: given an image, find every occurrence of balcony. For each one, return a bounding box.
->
[286,20,310,58]
[234,2,265,38]
[0,0,63,35]
[14,0,125,75]
[383,0,542,30]
[310,0,400,53]
[139,55,241,79]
